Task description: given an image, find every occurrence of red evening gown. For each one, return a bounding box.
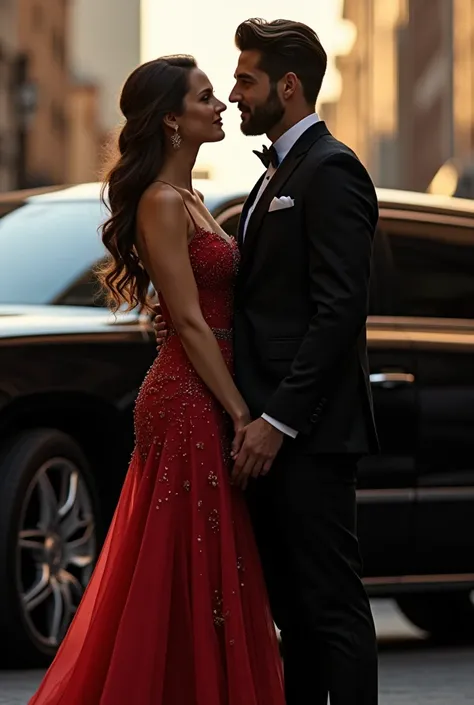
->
[28,224,285,705]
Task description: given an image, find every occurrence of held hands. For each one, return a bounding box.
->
[231,417,284,490]
[153,301,283,487]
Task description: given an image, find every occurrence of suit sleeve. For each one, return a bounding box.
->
[263,152,378,434]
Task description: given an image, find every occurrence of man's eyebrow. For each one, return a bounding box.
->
[235,72,255,81]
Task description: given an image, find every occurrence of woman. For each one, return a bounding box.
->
[28,56,285,705]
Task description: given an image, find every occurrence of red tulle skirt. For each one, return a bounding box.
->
[29,346,285,705]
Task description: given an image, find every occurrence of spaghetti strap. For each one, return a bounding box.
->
[153,179,200,232]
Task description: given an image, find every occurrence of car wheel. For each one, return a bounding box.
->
[396,592,474,643]
[0,429,100,666]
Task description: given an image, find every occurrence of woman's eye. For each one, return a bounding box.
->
[202,93,212,102]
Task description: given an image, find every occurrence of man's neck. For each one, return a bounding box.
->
[267,108,315,144]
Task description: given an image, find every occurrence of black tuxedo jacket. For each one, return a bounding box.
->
[233,121,379,455]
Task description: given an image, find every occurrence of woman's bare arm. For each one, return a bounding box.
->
[136,186,248,425]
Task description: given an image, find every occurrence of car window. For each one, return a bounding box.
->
[0,199,107,305]
[385,218,474,319]
[63,199,243,307]
[56,258,109,307]
[219,212,240,238]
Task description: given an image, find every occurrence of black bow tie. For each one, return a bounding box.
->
[253,144,280,169]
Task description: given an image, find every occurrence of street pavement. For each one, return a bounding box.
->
[1,600,473,704]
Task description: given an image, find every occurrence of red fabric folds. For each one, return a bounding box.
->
[29,230,285,705]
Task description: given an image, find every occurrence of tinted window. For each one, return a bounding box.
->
[0,199,107,304]
[386,219,474,319]
[57,259,109,307]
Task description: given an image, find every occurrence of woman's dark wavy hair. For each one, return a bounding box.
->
[235,18,327,106]
[98,55,197,312]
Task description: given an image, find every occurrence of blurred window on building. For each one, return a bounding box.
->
[32,4,43,31]
[192,167,211,180]
[51,29,65,67]
[385,219,474,319]
[50,101,66,135]
[0,199,107,305]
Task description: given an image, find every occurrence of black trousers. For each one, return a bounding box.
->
[246,451,378,705]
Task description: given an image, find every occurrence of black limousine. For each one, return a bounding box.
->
[0,182,473,665]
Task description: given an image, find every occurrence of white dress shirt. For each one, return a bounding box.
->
[243,112,321,438]
[243,113,321,240]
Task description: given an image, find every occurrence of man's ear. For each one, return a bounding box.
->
[281,72,298,100]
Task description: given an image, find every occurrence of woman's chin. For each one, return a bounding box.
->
[207,128,225,143]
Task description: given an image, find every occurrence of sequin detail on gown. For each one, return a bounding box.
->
[28,228,285,705]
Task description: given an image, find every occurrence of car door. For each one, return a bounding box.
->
[215,202,242,239]
[386,213,474,579]
[357,226,418,584]
[218,201,418,584]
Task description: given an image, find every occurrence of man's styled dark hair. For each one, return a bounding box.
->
[235,18,327,106]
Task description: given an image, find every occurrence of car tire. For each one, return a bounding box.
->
[0,429,100,667]
[396,592,474,643]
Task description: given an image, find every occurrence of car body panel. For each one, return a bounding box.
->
[0,181,473,594]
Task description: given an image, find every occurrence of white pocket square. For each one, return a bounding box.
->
[268,196,295,212]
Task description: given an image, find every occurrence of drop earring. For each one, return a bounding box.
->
[171,125,182,149]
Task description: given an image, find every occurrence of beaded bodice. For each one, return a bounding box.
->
[160,227,239,333]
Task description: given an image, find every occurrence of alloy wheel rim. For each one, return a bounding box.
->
[16,457,96,648]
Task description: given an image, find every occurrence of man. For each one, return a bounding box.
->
[156,18,379,704]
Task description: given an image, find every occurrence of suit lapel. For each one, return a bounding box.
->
[237,173,265,250]
[240,121,330,275]
[240,152,303,269]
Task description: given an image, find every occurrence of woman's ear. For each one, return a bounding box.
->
[163,113,178,131]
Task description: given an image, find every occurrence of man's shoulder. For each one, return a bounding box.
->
[305,130,374,186]
[309,130,361,165]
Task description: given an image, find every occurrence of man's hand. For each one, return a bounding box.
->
[231,417,284,490]
[152,303,168,352]
[230,410,251,463]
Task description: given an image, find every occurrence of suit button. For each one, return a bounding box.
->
[310,413,319,423]
[315,398,326,412]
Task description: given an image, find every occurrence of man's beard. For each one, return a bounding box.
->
[240,84,284,136]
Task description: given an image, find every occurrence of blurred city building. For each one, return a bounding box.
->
[67,79,101,185]
[323,0,474,197]
[17,0,70,188]
[1,0,74,189]
[321,0,404,188]
[398,0,474,195]
[2,0,473,195]
[0,0,34,191]
[69,0,141,183]
[0,0,17,191]
[0,0,140,191]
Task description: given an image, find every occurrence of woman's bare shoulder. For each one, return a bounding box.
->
[136,185,188,247]
[138,182,184,222]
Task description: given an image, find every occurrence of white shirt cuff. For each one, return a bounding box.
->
[262,413,298,439]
